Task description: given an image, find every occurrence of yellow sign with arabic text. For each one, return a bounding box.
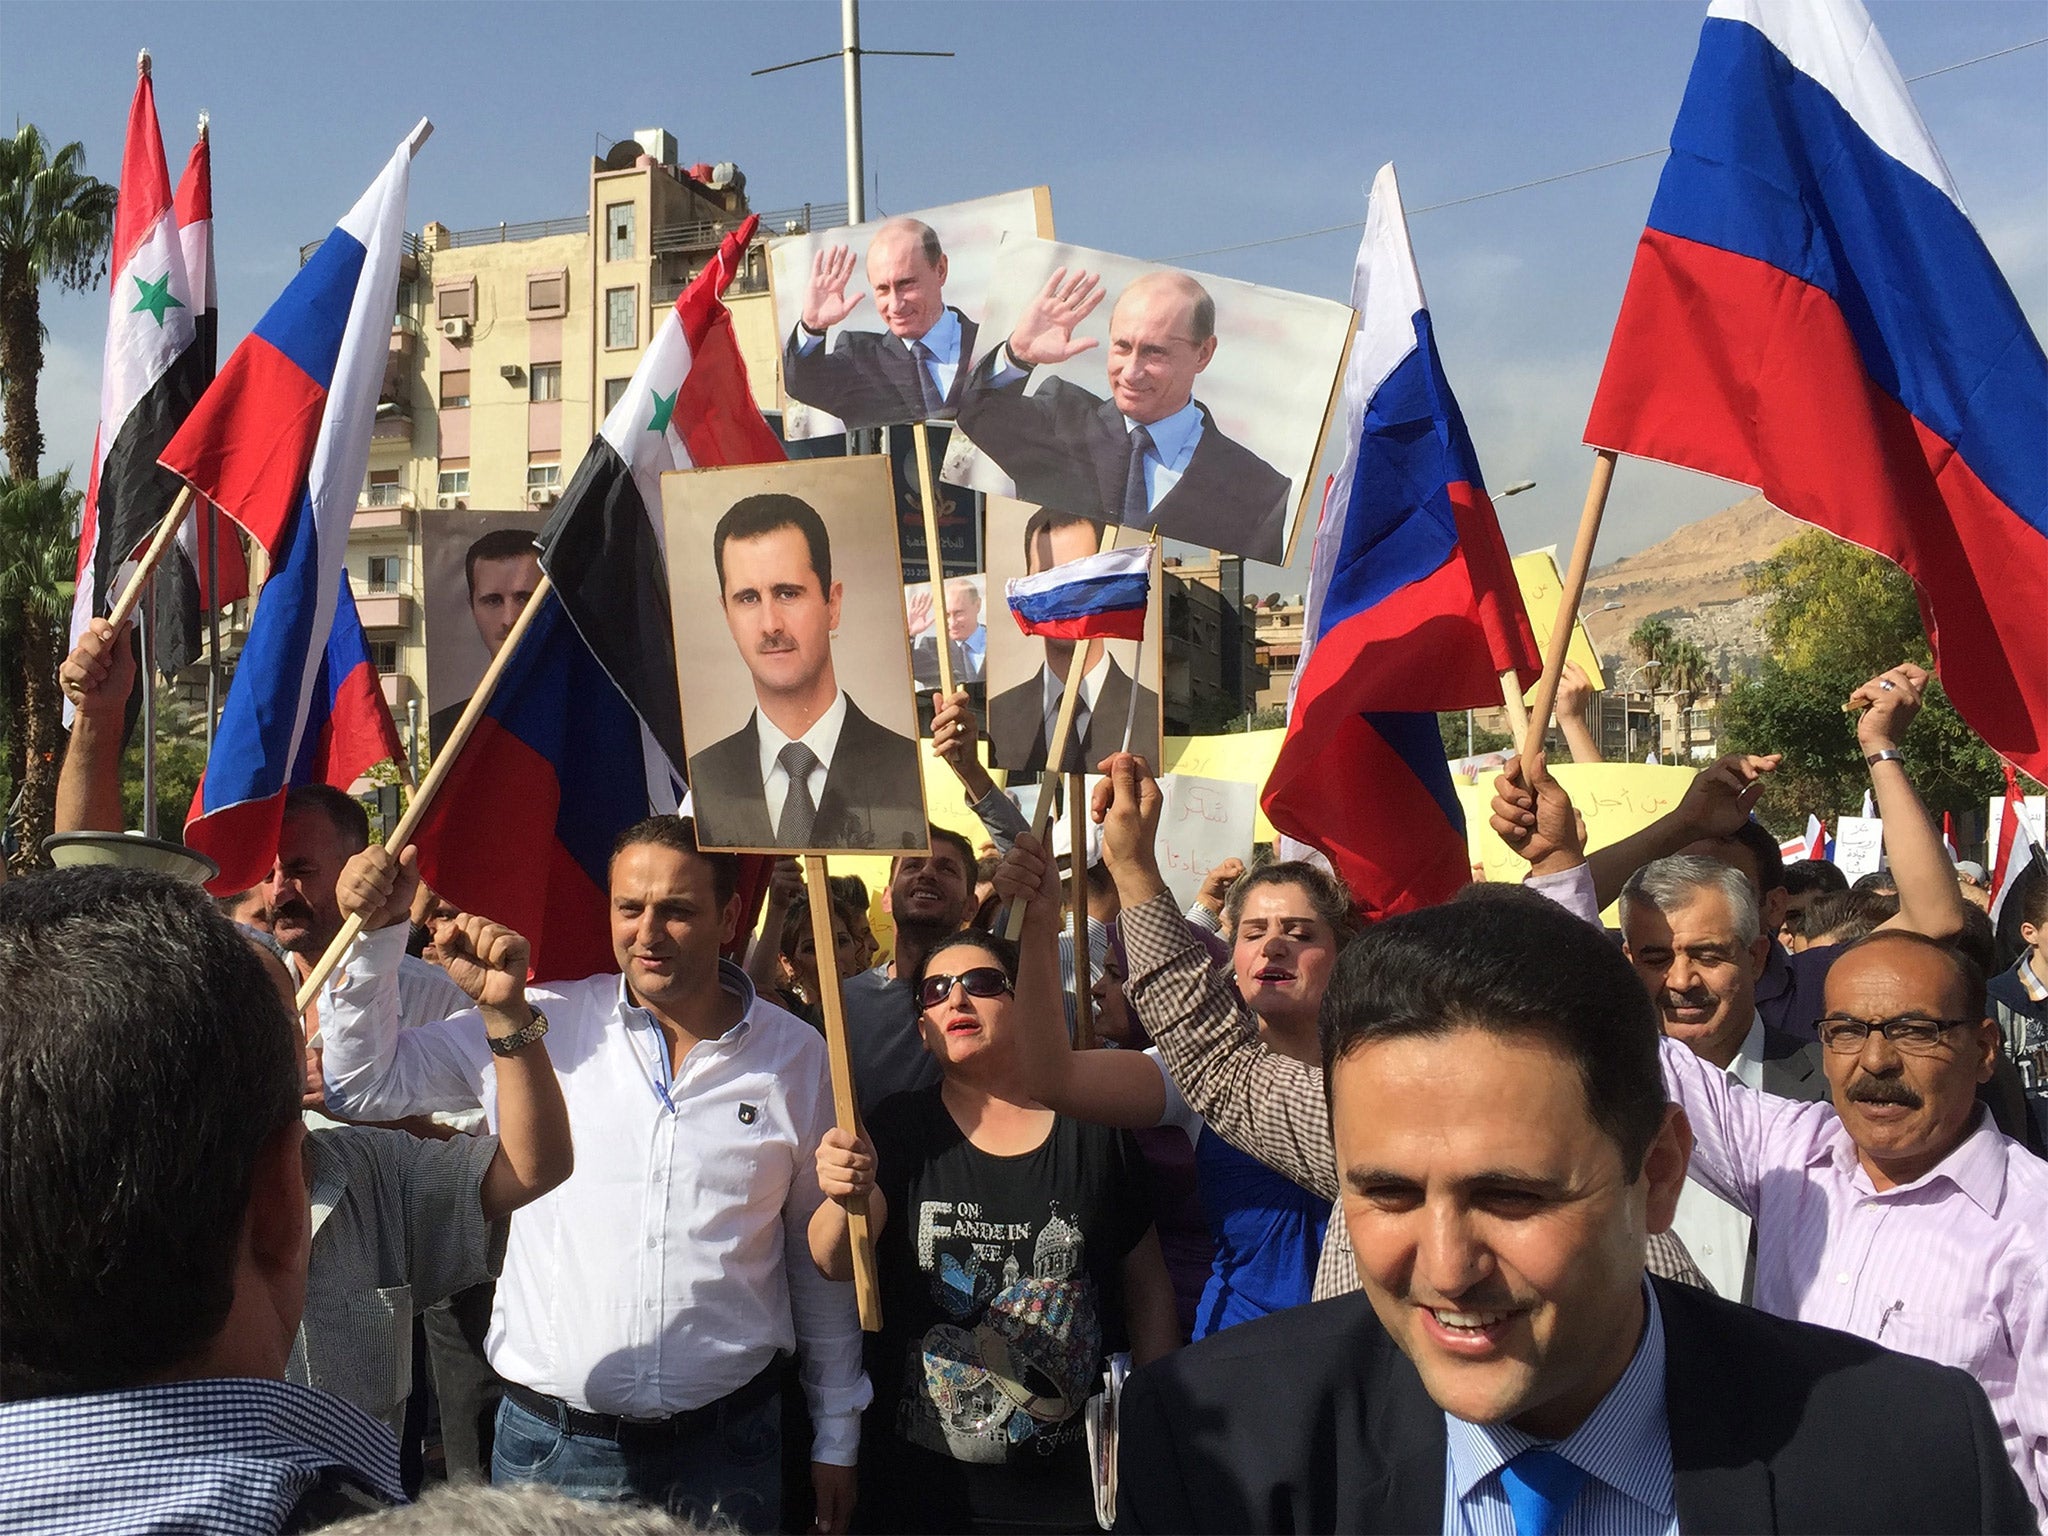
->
[1512,549,1607,698]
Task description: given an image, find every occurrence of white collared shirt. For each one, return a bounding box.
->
[1123,397,1205,512]
[1039,649,1113,747]
[755,689,848,832]
[316,924,870,1463]
[1670,1017,1765,1302]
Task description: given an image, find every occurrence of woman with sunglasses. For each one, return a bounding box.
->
[808,931,1179,1534]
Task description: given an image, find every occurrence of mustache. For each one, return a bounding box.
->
[1846,1074,1923,1108]
[271,897,314,920]
[1659,989,1716,1011]
[755,634,797,654]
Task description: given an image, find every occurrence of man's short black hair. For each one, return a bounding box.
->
[1320,885,1667,1177]
[1832,927,1988,1023]
[609,815,741,908]
[1782,858,1849,898]
[1728,818,1785,894]
[284,782,370,853]
[464,527,540,600]
[919,826,977,879]
[1021,507,1098,574]
[713,494,832,597]
[1,867,303,1399]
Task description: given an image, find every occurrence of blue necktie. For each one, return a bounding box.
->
[912,341,944,417]
[1499,1447,1589,1536]
[1123,423,1156,523]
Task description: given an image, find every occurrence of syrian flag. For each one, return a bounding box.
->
[1990,764,2042,924]
[67,52,209,682]
[169,118,249,629]
[536,215,784,780]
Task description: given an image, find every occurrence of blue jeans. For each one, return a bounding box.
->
[492,1390,782,1532]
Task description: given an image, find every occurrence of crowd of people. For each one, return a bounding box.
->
[2,627,2043,1535]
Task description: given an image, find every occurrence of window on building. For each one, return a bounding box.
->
[437,465,469,496]
[526,460,562,491]
[395,280,417,321]
[606,201,636,262]
[363,468,403,508]
[604,377,631,415]
[526,270,567,316]
[434,283,475,322]
[366,555,403,594]
[605,287,637,350]
[368,640,399,674]
[529,362,562,403]
[440,369,470,409]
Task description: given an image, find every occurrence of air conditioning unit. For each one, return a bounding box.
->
[527,487,557,507]
[440,317,471,342]
[499,363,525,384]
[437,494,458,509]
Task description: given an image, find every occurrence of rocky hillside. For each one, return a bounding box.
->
[1578,495,1810,678]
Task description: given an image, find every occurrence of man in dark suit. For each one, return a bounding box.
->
[687,494,925,852]
[429,528,541,755]
[986,509,1159,773]
[782,219,979,433]
[1100,858,2031,1531]
[955,268,1292,563]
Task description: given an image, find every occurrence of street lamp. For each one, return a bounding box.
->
[1499,479,1537,498]
[1616,660,1661,759]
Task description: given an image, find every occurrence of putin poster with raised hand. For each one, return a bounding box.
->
[769,188,1053,439]
[943,238,1354,566]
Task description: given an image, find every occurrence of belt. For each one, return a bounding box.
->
[503,1355,786,1447]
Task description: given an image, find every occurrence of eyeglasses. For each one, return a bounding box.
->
[1817,1014,1973,1055]
[917,967,1014,1010]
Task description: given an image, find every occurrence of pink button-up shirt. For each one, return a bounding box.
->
[1530,862,2048,1517]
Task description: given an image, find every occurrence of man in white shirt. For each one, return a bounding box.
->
[319,815,869,1533]
[1617,855,1827,1300]
[685,494,925,852]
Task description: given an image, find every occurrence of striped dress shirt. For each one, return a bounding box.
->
[0,1377,401,1535]
[1119,892,1710,1299]
[1536,860,2048,1519]
[1443,1282,1677,1535]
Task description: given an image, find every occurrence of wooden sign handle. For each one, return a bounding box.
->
[910,422,953,701]
[1068,772,1094,1050]
[806,854,883,1331]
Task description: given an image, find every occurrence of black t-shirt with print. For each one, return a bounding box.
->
[862,1085,1154,1534]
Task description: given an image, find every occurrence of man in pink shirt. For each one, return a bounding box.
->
[1497,755,2048,1518]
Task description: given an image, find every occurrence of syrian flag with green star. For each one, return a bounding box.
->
[536,214,784,779]
[67,53,214,679]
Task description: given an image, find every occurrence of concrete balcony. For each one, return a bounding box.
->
[355,592,415,631]
[380,672,420,709]
[353,492,414,532]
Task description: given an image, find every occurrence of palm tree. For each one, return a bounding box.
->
[0,469,81,871]
[0,124,118,479]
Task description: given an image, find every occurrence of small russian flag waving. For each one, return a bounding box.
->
[1005,545,1152,642]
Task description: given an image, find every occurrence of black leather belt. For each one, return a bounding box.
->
[503,1355,786,1446]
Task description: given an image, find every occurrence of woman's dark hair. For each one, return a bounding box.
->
[1320,885,1667,1177]
[1,868,303,1399]
[778,895,860,965]
[913,931,1022,997]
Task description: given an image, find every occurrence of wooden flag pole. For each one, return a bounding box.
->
[1518,450,1617,768]
[106,484,196,630]
[1002,655,1090,943]
[910,422,954,700]
[805,853,883,1331]
[1499,672,1533,745]
[1067,772,1094,1049]
[293,572,557,1013]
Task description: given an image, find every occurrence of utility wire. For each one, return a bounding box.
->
[1154,34,2046,262]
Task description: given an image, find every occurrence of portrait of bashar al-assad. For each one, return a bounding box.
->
[984,503,1161,776]
[769,188,1052,440]
[427,524,543,753]
[681,491,927,852]
[944,239,1354,567]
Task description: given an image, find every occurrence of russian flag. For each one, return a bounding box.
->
[413,591,649,983]
[165,122,426,893]
[1005,546,1152,641]
[1587,0,2046,783]
[1263,164,1542,919]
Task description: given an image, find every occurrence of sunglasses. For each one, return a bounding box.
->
[917,967,1014,1010]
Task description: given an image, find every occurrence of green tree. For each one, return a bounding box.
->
[0,124,118,480]
[0,469,80,870]
[1716,531,2032,832]
[1440,712,1512,760]
[118,685,209,840]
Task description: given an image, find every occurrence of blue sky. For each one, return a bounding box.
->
[7,0,2044,583]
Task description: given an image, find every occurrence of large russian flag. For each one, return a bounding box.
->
[414,592,650,982]
[1005,546,1152,641]
[1586,0,2047,783]
[537,216,784,783]
[166,122,426,893]
[1263,164,1542,919]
